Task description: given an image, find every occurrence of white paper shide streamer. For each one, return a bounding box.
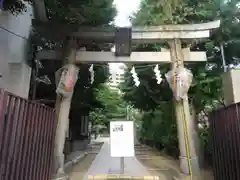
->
[89,64,94,84]
[154,64,162,84]
[130,67,140,87]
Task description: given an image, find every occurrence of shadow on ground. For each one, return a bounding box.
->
[67,142,104,180]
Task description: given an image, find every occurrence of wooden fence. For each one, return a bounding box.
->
[0,89,57,180]
[209,102,240,180]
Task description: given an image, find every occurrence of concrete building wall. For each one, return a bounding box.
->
[0,4,33,99]
[222,69,240,106]
[7,63,32,98]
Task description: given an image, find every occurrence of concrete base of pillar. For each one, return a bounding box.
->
[179,155,200,175]
[52,173,69,180]
[173,173,201,180]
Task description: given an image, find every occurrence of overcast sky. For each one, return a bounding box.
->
[113,0,140,26]
[109,0,140,73]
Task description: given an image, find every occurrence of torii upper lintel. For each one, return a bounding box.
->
[32,20,220,43]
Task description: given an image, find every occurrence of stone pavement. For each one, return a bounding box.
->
[82,137,151,179]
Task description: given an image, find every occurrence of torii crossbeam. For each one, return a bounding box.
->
[36,49,207,63]
[33,20,220,44]
[34,20,219,64]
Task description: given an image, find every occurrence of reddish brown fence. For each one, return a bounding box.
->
[0,89,57,180]
[209,103,240,180]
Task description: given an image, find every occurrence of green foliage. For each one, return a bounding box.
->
[140,103,179,157]
[89,84,127,127]
[199,125,212,163]
[71,64,109,110]
[3,0,31,14]
[46,0,117,25]
[89,108,107,126]
[3,0,116,24]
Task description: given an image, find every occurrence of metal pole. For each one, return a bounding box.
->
[220,43,227,72]
[120,157,124,174]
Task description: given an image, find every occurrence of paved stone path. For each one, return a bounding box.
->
[83,138,150,179]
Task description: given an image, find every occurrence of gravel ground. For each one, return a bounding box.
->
[135,145,179,180]
[69,154,97,180]
[135,144,214,180]
[67,142,213,180]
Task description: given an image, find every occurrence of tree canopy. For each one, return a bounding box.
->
[3,0,116,25]
[46,0,116,25]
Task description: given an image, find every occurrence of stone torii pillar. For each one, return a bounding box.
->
[53,39,80,180]
[162,25,220,179]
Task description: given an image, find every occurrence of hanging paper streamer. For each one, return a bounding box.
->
[56,64,79,98]
[89,64,94,84]
[165,67,193,101]
[154,64,162,84]
[130,67,140,87]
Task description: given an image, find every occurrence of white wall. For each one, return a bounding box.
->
[0,3,33,98]
[8,63,32,98]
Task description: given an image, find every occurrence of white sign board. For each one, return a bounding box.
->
[110,121,135,157]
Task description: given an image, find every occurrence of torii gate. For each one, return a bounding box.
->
[34,20,220,179]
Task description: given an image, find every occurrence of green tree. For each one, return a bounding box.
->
[90,84,127,128]
[3,0,116,23]
[46,0,116,25]
[2,0,31,14]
